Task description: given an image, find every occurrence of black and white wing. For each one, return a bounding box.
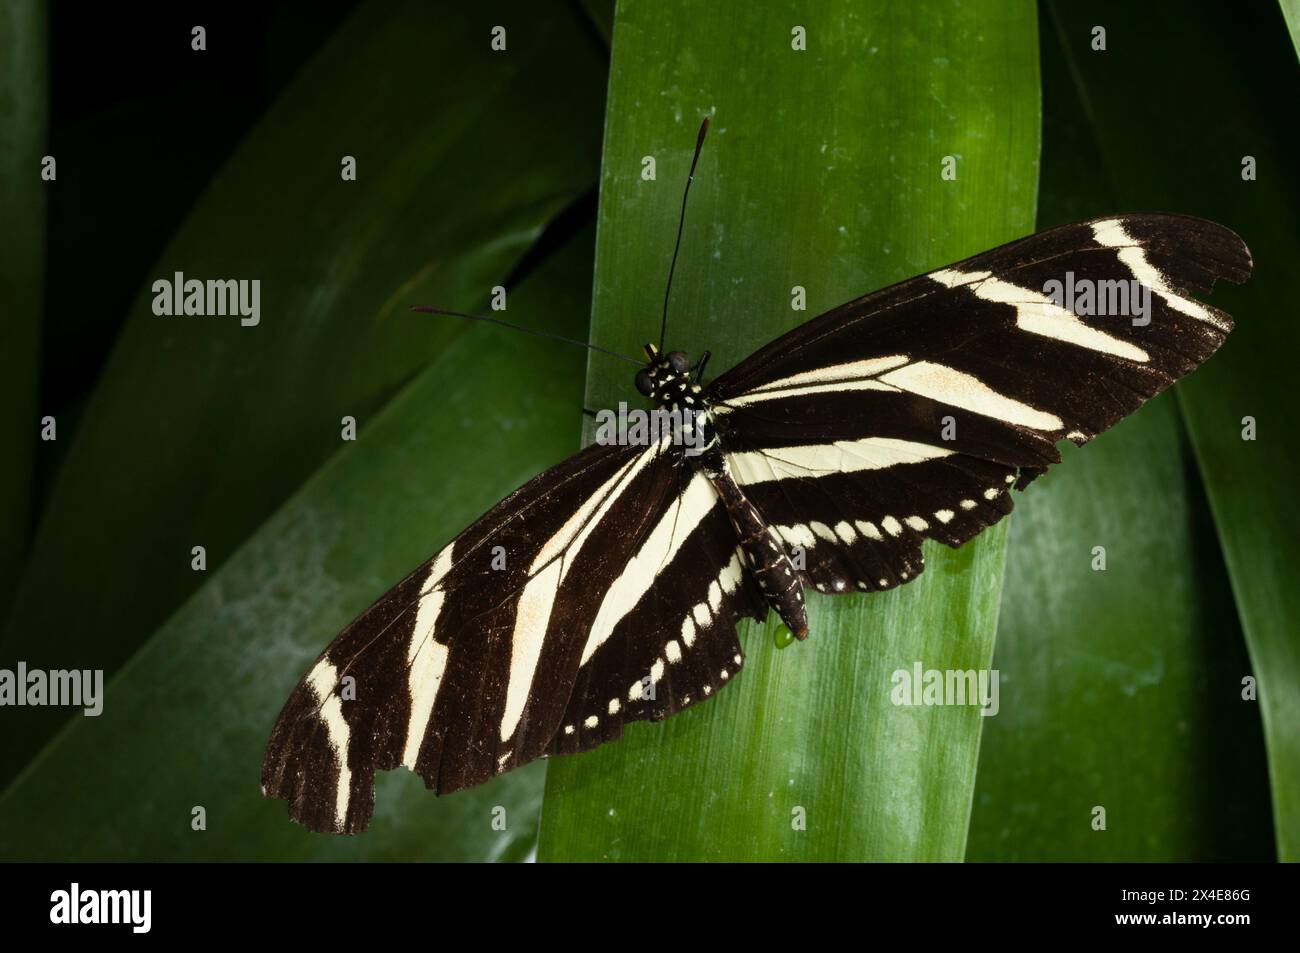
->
[262,438,764,834]
[706,214,1250,595]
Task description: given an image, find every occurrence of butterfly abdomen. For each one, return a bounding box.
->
[702,453,809,639]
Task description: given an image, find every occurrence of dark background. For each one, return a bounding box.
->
[42,2,359,477]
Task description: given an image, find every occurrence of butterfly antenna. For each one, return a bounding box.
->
[659,115,711,352]
[410,306,643,365]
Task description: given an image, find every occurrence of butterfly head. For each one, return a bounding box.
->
[635,343,696,407]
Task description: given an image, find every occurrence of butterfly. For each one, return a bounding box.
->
[262,119,1251,834]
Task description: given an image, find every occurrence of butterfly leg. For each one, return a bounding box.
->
[692,350,712,384]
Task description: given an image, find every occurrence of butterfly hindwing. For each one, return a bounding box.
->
[547,470,766,757]
[726,444,1016,595]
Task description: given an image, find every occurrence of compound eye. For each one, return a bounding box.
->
[667,350,691,373]
[634,369,655,396]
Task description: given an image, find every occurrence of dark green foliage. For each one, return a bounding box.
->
[0,0,1292,862]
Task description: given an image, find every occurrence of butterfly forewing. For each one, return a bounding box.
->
[706,213,1249,594]
[262,438,762,833]
[264,440,642,831]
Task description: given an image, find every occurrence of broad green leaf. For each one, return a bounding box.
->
[1043,0,1300,861]
[0,0,45,616]
[1281,1,1300,60]
[969,404,1273,860]
[539,0,1040,861]
[967,19,1275,861]
[0,0,605,781]
[0,227,594,861]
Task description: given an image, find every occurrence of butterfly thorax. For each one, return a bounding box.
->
[634,344,719,458]
[633,343,703,410]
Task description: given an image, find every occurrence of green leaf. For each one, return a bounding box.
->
[1041,0,1300,861]
[0,0,605,781]
[0,0,45,616]
[1281,1,1300,60]
[0,227,594,861]
[966,18,1275,861]
[539,0,1040,861]
[969,404,1273,860]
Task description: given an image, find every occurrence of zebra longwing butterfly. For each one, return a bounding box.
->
[263,120,1251,834]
